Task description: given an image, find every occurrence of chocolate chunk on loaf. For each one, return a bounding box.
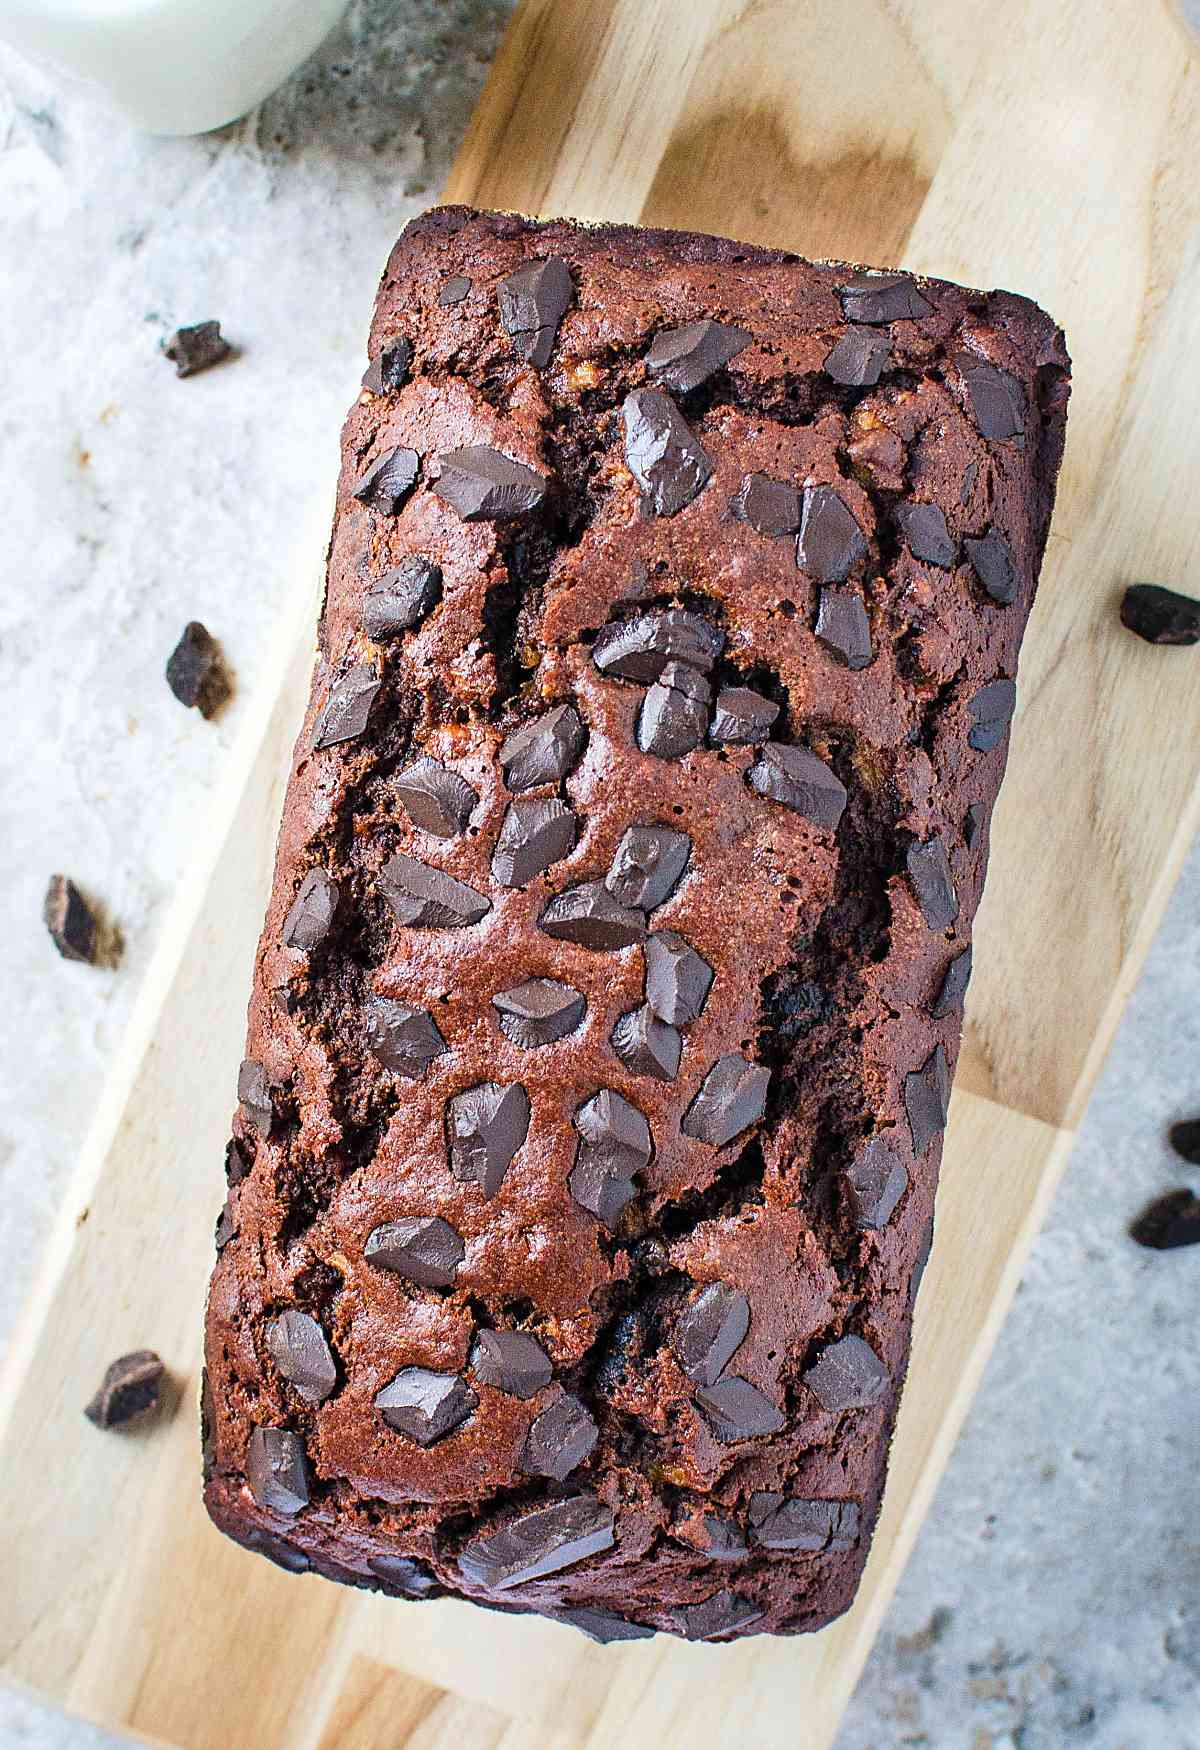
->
[203,207,1069,1640]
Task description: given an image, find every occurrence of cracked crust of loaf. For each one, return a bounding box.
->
[202,206,1070,1639]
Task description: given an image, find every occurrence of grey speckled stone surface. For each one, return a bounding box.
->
[1,5,1198,1747]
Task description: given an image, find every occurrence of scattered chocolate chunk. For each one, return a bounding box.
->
[804,1333,889,1412]
[246,1425,309,1515]
[1130,1189,1200,1250]
[267,1311,337,1403]
[165,621,230,717]
[896,501,957,569]
[238,1059,273,1136]
[492,798,578,887]
[225,1137,252,1185]
[282,868,339,952]
[693,1375,785,1442]
[312,663,380,749]
[844,1135,908,1230]
[906,836,959,929]
[965,530,1018,606]
[433,446,548,520]
[931,945,973,1019]
[458,1494,615,1591]
[500,704,586,790]
[748,1493,860,1552]
[731,472,802,537]
[540,881,646,950]
[674,1282,750,1387]
[709,686,780,744]
[905,1044,952,1155]
[84,1349,165,1429]
[492,977,585,1048]
[521,1391,599,1481]
[967,678,1018,751]
[447,1082,531,1198]
[605,825,691,910]
[351,446,420,515]
[164,320,230,377]
[748,742,848,829]
[612,1004,682,1081]
[958,355,1026,442]
[677,1589,764,1641]
[363,556,442,639]
[368,1555,438,1597]
[683,1054,770,1147]
[361,338,412,395]
[1169,1119,1200,1166]
[364,999,447,1078]
[594,614,723,691]
[838,273,932,324]
[558,1608,655,1645]
[644,929,713,1025]
[379,854,490,929]
[470,1328,553,1398]
[637,661,711,758]
[697,1515,748,1561]
[394,758,477,840]
[437,275,471,305]
[1120,583,1200,646]
[499,257,573,367]
[963,802,985,849]
[645,319,750,394]
[375,1367,477,1445]
[570,1088,651,1227]
[796,484,868,583]
[824,326,891,387]
[815,587,872,669]
[43,874,98,964]
[622,387,712,516]
[365,1215,465,1288]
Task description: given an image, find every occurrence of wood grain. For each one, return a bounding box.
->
[3,0,1199,1745]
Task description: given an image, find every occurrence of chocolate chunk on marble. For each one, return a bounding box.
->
[540,881,646,950]
[267,1311,337,1403]
[363,556,442,639]
[605,825,690,911]
[1169,1119,1200,1166]
[238,1059,273,1136]
[499,256,573,367]
[844,1135,908,1230]
[470,1329,554,1398]
[612,1004,682,1081]
[683,1055,770,1147]
[593,607,723,684]
[824,326,891,387]
[965,530,1018,605]
[164,319,230,377]
[43,874,98,964]
[433,446,548,520]
[437,275,470,305]
[364,999,447,1078]
[709,686,780,744]
[674,1281,750,1387]
[1130,1189,1200,1251]
[365,1215,465,1288]
[906,836,959,929]
[815,587,872,669]
[394,758,477,839]
[375,1367,477,1445]
[622,387,712,516]
[645,318,750,393]
[694,1374,785,1442]
[361,338,412,395]
[731,472,802,537]
[166,621,229,717]
[312,664,380,750]
[351,446,420,515]
[905,1045,952,1155]
[838,273,932,324]
[492,798,578,887]
[796,484,868,583]
[644,929,713,1026]
[458,1494,615,1591]
[967,679,1018,751]
[896,501,957,569]
[637,661,711,759]
[570,1089,651,1228]
[492,977,585,1048]
[499,704,586,790]
[677,1589,765,1641]
[447,1083,530,1199]
[521,1391,599,1481]
[804,1334,889,1413]
[558,1608,655,1645]
[246,1426,309,1515]
[748,742,847,829]
[931,945,973,1019]
[84,1350,166,1429]
[748,1493,860,1552]
[282,868,339,952]
[379,854,490,928]
[958,355,1026,442]
[1120,583,1200,646]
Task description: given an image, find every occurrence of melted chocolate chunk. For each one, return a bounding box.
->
[905,1044,951,1155]
[967,679,1017,751]
[838,273,932,324]
[447,1083,531,1199]
[492,977,586,1048]
[246,1426,309,1515]
[796,484,868,583]
[238,1059,273,1136]
[748,742,848,828]
[605,825,690,911]
[824,326,891,386]
[748,1493,860,1552]
[682,1054,770,1147]
[965,530,1018,606]
[499,256,573,367]
[281,868,339,952]
[677,1589,765,1641]
[958,355,1026,442]
[364,999,447,1078]
[470,1328,554,1398]
[368,1555,439,1597]
[1130,1189,1200,1250]
[492,798,578,887]
[499,704,586,790]
[165,621,229,717]
[394,758,478,839]
[896,501,957,569]
[709,686,780,744]
[312,664,380,749]
[458,1495,615,1591]
[379,854,490,928]
[163,320,230,377]
[83,1350,165,1429]
[375,1367,477,1445]
[433,447,548,520]
[844,1135,908,1230]
[363,556,442,639]
[622,387,712,516]
[364,1215,465,1288]
[1120,583,1200,646]
[43,874,98,964]
[731,472,802,537]
[570,1089,651,1227]
[540,881,646,950]
[593,608,724,683]
[693,1375,785,1442]
[645,318,750,393]
[351,447,420,515]
[437,276,471,305]
[520,1391,599,1481]
[815,587,872,669]
[637,661,711,758]
[804,1334,889,1412]
[674,1281,750,1387]
[361,338,412,395]
[906,836,959,929]
[611,1004,682,1081]
[267,1311,337,1403]
[931,945,973,1019]
[558,1608,655,1645]
[644,929,713,1026]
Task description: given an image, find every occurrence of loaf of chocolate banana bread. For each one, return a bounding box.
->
[202,206,1069,1642]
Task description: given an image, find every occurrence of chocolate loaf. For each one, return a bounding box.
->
[202,207,1069,1641]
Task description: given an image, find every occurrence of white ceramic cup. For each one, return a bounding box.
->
[0,0,348,135]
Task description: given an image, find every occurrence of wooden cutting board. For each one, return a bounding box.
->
[3,2,1199,1746]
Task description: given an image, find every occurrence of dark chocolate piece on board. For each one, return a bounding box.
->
[558,1607,655,1645]
[246,1425,309,1515]
[693,1375,785,1442]
[622,387,712,516]
[164,320,230,377]
[165,621,230,717]
[433,447,548,520]
[906,836,959,929]
[674,1282,751,1387]
[605,825,691,911]
[1169,1119,1200,1166]
[905,1045,952,1155]
[470,1328,554,1398]
[593,608,723,683]
[1129,1190,1200,1251]
[365,1215,465,1288]
[645,319,751,393]
[838,274,933,324]
[492,978,586,1048]
[394,758,478,839]
[351,447,420,515]
[748,1493,860,1552]
[84,1349,166,1429]
[815,587,872,669]
[540,881,646,950]
[282,868,339,952]
[375,1367,477,1445]
[824,326,891,387]
[361,338,412,394]
[500,704,586,790]
[804,1334,889,1412]
[844,1135,908,1230]
[364,999,448,1078]
[312,664,380,749]
[677,1589,765,1641]
[748,742,848,828]
[709,686,780,744]
[379,854,490,928]
[731,473,802,537]
[520,1391,599,1481]
[363,556,442,639]
[499,257,573,367]
[965,530,1018,605]
[267,1311,337,1403]
[931,945,973,1019]
[967,679,1018,751]
[43,874,98,964]
[796,483,868,583]
[447,1082,531,1198]
[1120,584,1200,647]
[458,1494,615,1591]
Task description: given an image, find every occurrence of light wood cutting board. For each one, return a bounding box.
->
[3,2,1200,1746]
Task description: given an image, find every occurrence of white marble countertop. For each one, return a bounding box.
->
[1,5,1198,1746]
